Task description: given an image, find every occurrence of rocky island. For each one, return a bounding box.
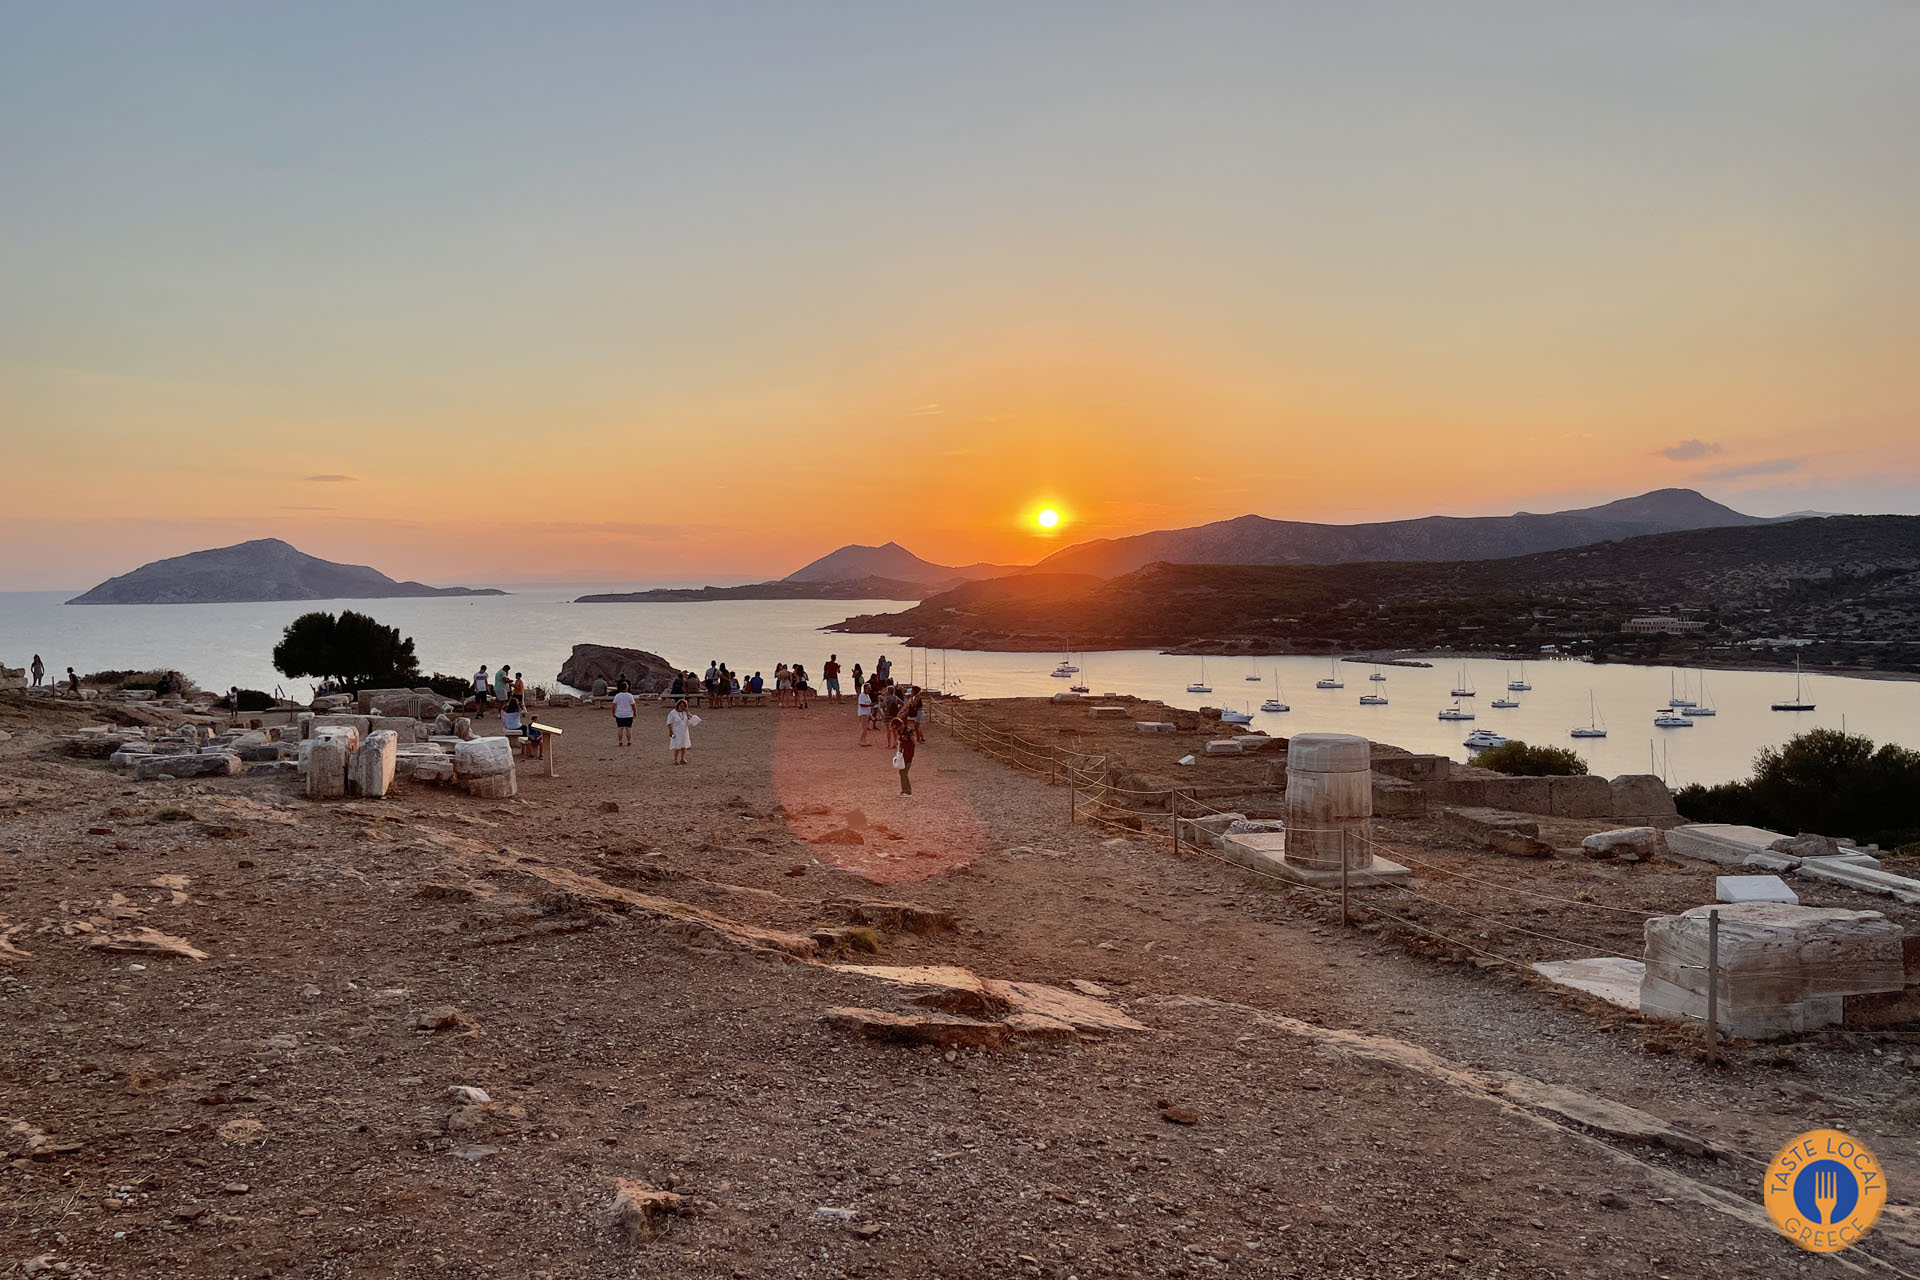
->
[66,539,506,605]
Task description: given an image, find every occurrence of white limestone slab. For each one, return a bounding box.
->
[1532,957,1644,1011]
[1715,875,1797,905]
[1664,824,1786,866]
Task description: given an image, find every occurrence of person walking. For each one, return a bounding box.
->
[892,715,915,795]
[666,698,702,765]
[30,654,44,687]
[66,666,80,695]
[823,654,842,703]
[473,665,491,708]
[611,680,636,748]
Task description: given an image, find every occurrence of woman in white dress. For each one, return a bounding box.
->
[666,697,702,765]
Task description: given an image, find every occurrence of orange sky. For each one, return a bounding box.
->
[4,5,1917,589]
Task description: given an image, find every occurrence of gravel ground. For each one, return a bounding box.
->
[1,691,1915,1278]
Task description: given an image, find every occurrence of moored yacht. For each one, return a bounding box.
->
[1437,703,1475,721]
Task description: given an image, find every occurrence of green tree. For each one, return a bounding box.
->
[1677,729,1920,849]
[272,610,420,692]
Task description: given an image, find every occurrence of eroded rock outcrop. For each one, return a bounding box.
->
[555,644,680,695]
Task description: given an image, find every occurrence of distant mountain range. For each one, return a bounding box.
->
[782,541,1021,587]
[66,539,505,605]
[1024,488,1768,578]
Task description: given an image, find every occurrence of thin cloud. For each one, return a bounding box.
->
[1694,456,1804,481]
[304,473,360,483]
[277,505,336,511]
[1655,439,1722,462]
[908,403,943,417]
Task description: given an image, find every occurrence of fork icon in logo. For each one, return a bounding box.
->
[1813,1169,1840,1226]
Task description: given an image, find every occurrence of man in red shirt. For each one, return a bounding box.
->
[822,654,843,703]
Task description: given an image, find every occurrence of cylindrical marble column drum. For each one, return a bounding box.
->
[1284,733,1373,870]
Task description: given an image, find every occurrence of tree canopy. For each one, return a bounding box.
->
[272,610,420,692]
[1678,728,1920,851]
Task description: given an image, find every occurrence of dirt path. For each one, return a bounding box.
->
[1,694,1914,1278]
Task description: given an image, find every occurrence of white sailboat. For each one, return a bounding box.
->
[1437,702,1476,722]
[1653,706,1692,728]
[1245,661,1262,682]
[1489,694,1519,709]
[1315,658,1343,690]
[1771,656,1814,712]
[1506,663,1530,692]
[1570,691,1608,738]
[1186,657,1211,695]
[1260,672,1289,713]
[1358,688,1388,705]
[1369,664,1387,682]
[1449,665,1475,698]
[1682,669,1716,717]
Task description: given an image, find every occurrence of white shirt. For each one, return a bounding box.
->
[612,691,636,716]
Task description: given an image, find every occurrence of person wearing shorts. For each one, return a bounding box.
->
[823,654,842,702]
[611,682,636,748]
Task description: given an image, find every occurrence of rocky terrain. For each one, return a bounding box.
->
[67,540,504,606]
[2,691,1916,1277]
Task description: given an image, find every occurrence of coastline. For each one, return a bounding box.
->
[821,621,1920,684]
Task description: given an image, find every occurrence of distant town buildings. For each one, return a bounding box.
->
[1621,616,1708,635]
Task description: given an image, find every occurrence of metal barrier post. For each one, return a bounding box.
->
[1340,828,1351,927]
[1706,909,1719,1068]
[1170,792,1179,853]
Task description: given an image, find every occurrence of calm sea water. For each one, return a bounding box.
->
[3,586,1913,788]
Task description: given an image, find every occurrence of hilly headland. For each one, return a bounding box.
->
[830,516,1920,676]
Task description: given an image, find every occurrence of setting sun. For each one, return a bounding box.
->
[1036,508,1061,530]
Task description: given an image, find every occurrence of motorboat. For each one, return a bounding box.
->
[1771,656,1814,711]
[1653,709,1692,728]
[1358,692,1388,706]
[1220,707,1254,725]
[1050,662,1075,678]
[1489,696,1519,709]
[1506,664,1531,692]
[1463,729,1508,750]
[1449,665,1475,698]
[1315,658,1343,690]
[1437,703,1476,722]
[1570,691,1608,738]
[1186,657,1211,695]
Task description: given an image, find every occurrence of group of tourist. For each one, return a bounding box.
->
[599,650,929,793]
[472,663,544,759]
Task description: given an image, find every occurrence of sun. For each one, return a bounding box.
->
[1036,508,1060,530]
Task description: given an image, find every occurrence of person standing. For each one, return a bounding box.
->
[892,715,915,795]
[30,654,44,687]
[611,680,636,748]
[512,671,526,705]
[494,665,512,703]
[666,698,702,765]
[856,681,874,746]
[473,665,491,708]
[875,654,891,686]
[850,661,863,694]
[823,654,842,702]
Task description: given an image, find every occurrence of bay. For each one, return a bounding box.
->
[3,586,1914,788]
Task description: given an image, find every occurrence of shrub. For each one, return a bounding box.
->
[423,672,476,700]
[234,689,276,712]
[1469,740,1588,777]
[82,668,198,696]
[272,610,420,693]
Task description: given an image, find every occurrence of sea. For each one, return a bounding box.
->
[4,584,1916,789]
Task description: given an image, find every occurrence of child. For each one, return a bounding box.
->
[523,717,544,759]
[666,698,702,765]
